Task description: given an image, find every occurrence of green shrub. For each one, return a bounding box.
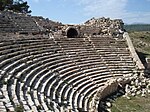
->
[15,105,24,112]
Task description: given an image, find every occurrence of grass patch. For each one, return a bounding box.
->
[111,95,150,112]
[128,31,150,57]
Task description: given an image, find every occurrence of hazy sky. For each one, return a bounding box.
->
[27,0,150,24]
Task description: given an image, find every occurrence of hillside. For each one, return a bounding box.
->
[125,24,150,31]
[128,31,150,66]
[124,23,150,68]
[129,31,150,54]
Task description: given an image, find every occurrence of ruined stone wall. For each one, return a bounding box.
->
[32,17,125,37]
[90,78,130,112]
[80,17,124,36]
[53,17,125,38]
[123,32,145,72]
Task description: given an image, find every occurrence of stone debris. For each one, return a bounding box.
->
[106,102,112,108]
[98,73,150,112]
[82,17,124,37]
[124,73,150,98]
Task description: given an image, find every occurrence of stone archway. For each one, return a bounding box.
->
[66,27,79,38]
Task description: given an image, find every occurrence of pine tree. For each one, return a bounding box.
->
[0,0,31,13]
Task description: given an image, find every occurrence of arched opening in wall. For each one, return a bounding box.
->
[93,33,96,35]
[67,28,79,38]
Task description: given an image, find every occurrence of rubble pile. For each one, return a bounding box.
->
[98,84,125,112]
[98,73,150,112]
[124,73,150,98]
[83,17,124,36]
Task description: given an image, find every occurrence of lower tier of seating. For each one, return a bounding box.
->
[0,35,137,111]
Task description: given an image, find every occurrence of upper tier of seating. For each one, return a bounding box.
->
[32,16,62,32]
[0,33,137,112]
[0,11,40,33]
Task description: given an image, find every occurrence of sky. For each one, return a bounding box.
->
[26,0,150,24]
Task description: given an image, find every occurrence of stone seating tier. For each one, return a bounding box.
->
[0,33,137,111]
[0,11,40,33]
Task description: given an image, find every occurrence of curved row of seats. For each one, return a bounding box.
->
[88,35,136,74]
[0,34,136,111]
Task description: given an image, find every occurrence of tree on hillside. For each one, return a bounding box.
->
[0,0,12,10]
[0,0,31,13]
